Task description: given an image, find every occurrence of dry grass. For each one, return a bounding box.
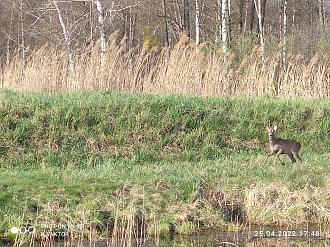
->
[1,33,330,97]
[245,182,330,226]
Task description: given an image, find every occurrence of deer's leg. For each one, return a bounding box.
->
[287,152,296,163]
[275,150,285,165]
[263,152,274,165]
[293,152,302,163]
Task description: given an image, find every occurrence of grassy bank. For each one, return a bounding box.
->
[0,91,330,243]
[0,90,330,167]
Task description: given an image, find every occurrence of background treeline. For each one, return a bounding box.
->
[0,0,329,95]
[0,0,329,59]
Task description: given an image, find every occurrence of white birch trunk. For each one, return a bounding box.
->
[253,0,265,60]
[96,0,107,53]
[282,0,287,67]
[53,0,74,71]
[195,0,200,47]
[221,0,228,63]
[20,0,26,61]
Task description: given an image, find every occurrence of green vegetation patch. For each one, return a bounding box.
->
[1,153,330,241]
[1,91,330,242]
[0,90,329,168]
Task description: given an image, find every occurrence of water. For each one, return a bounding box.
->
[5,226,330,247]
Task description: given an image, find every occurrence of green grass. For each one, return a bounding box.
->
[1,154,330,241]
[0,90,330,168]
[0,90,330,242]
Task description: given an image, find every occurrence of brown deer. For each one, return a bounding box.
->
[263,124,302,165]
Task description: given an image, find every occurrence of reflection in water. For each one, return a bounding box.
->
[93,233,330,247]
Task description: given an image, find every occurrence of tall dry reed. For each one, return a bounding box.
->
[1,34,329,98]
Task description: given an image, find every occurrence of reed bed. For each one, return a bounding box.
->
[1,35,329,98]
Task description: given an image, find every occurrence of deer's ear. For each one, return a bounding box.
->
[273,125,278,131]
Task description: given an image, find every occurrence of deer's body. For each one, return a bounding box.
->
[264,124,302,165]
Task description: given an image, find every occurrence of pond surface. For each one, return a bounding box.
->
[5,226,330,247]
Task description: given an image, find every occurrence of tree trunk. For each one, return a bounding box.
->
[175,0,183,34]
[261,0,267,31]
[131,12,137,48]
[221,0,229,63]
[20,0,26,61]
[96,0,107,53]
[227,0,231,43]
[253,0,265,59]
[195,0,200,46]
[282,0,287,67]
[162,0,170,46]
[279,0,282,40]
[243,0,249,34]
[250,0,255,31]
[239,0,244,33]
[291,4,296,53]
[318,0,326,31]
[6,1,15,65]
[183,0,190,36]
[53,0,75,71]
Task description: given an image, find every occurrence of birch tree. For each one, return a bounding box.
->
[19,0,26,61]
[53,0,75,71]
[96,0,106,54]
[221,0,229,63]
[253,0,265,59]
[195,0,200,46]
[282,0,287,67]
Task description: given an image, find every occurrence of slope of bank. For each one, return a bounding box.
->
[0,90,329,168]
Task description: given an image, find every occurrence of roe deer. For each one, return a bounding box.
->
[263,124,302,165]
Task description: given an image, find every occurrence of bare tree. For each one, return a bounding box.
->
[239,0,244,33]
[250,0,255,31]
[282,0,287,67]
[162,0,170,46]
[96,0,106,53]
[6,1,15,65]
[195,0,200,46]
[0,0,329,66]
[243,0,250,34]
[318,0,326,31]
[221,0,229,62]
[254,0,265,59]
[53,0,74,71]
[19,0,26,61]
[183,0,190,36]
